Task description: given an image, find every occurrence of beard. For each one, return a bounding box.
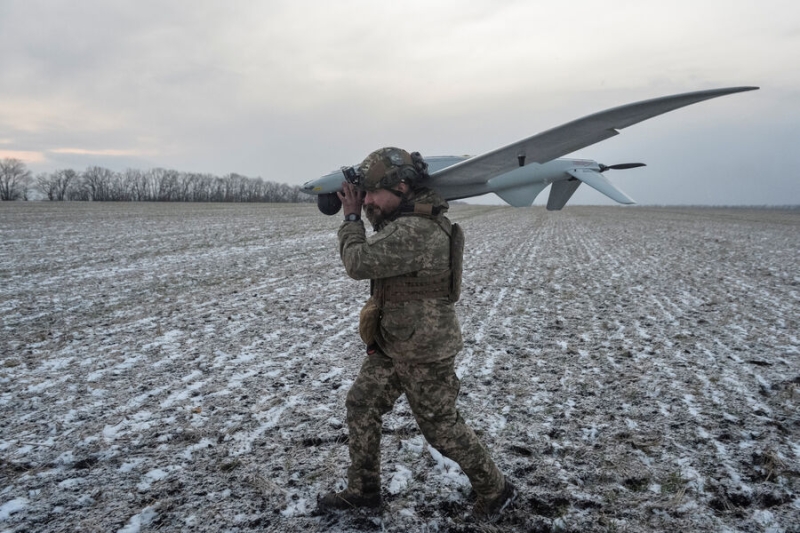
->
[364,204,387,230]
[364,202,404,230]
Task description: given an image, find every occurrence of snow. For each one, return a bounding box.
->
[388,465,413,495]
[117,505,158,533]
[0,498,28,521]
[1,203,798,532]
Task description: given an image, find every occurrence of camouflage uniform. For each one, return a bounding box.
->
[337,187,505,500]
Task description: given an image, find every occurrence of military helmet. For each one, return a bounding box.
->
[356,147,429,191]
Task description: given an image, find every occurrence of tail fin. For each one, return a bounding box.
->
[495,183,548,207]
[566,169,635,205]
[546,179,582,210]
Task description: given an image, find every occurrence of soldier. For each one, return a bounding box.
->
[316,147,517,522]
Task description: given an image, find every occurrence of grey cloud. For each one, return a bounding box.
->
[0,1,797,205]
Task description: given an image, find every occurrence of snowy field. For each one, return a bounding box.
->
[1,202,798,533]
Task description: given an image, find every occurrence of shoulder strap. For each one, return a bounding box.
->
[398,202,443,218]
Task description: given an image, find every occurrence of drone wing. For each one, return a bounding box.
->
[430,86,759,187]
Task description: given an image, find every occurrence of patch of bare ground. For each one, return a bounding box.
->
[1,203,798,532]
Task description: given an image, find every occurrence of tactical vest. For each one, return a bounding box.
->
[371,204,464,305]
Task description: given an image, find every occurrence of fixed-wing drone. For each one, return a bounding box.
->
[302,86,758,214]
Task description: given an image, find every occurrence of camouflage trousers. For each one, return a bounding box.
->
[344,349,505,499]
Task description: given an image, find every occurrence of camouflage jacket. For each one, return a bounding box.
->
[338,188,463,361]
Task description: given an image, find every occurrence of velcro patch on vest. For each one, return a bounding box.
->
[413,203,434,216]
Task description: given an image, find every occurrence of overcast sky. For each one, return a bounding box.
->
[1,0,798,205]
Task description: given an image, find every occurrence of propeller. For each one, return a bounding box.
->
[598,162,646,172]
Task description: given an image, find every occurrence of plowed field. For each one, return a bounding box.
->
[1,203,798,532]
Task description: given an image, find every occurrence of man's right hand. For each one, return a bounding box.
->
[338,181,365,217]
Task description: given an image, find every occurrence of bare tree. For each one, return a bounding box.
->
[124,169,146,201]
[152,168,174,201]
[36,169,77,200]
[36,172,56,200]
[13,160,313,203]
[0,158,33,201]
[82,166,113,201]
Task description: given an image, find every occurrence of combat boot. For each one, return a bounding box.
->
[473,478,518,522]
[316,488,381,512]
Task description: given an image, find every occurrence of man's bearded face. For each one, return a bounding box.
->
[363,187,404,229]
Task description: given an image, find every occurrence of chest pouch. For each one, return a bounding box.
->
[359,296,381,346]
[449,222,464,303]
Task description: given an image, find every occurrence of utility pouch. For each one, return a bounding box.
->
[449,223,465,303]
[359,296,381,345]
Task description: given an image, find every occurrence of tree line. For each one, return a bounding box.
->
[0,157,313,203]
